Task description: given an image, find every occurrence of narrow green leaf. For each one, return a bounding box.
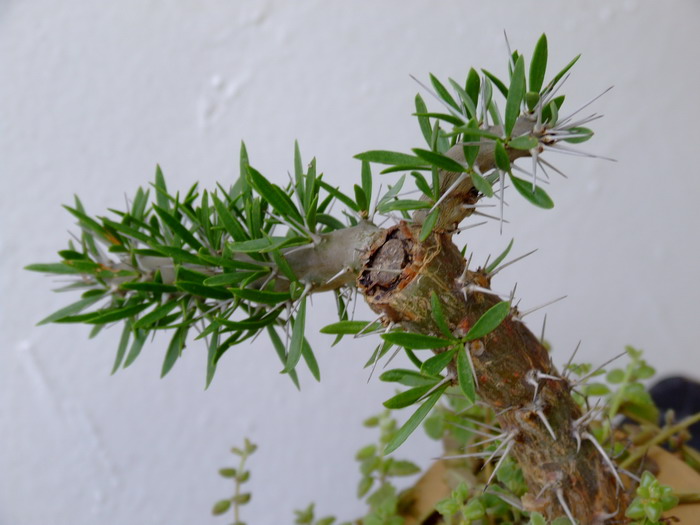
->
[405,348,423,369]
[412,148,466,173]
[430,292,452,338]
[354,150,428,167]
[504,56,526,137]
[315,214,345,231]
[212,193,248,242]
[203,271,266,287]
[154,165,169,211]
[461,118,481,168]
[131,187,149,221]
[37,294,104,325]
[133,301,179,329]
[86,303,150,325]
[529,34,548,93]
[205,327,220,388]
[151,245,203,265]
[99,218,152,244]
[562,127,594,144]
[363,340,393,367]
[509,173,555,209]
[377,174,406,208]
[269,249,297,283]
[419,208,439,242]
[448,125,501,141]
[429,73,460,111]
[247,166,302,223]
[293,140,305,203]
[62,205,107,240]
[218,309,282,331]
[161,326,188,378]
[153,206,204,251]
[383,383,435,409]
[384,385,447,454]
[421,348,457,376]
[301,338,320,381]
[413,112,465,126]
[494,141,511,172]
[58,249,87,260]
[111,322,132,374]
[176,281,231,300]
[415,94,432,145]
[63,259,100,273]
[470,170,494,198]
[465,68,480,108]
[379,369,440,387]
[377,199,431,213]
[361,161,372,208]
[485,239,514,274]
[175,266,208,284]
[229,288,291,305]
[353,184,368,213]
[235,236,309,256]
[545,54,581,92]
[410,171,432,197]
[267,326,300,389]
[509,135,538,150]
[481,69,508,98]
[464,301,511,341]
[231,141,251,198]
[320,320,381,335]
[448,78,477,119]
[25,262,81,275]
[381,332,452,350]
[379,164,431,175]
[283,296,306,373]
[542,95,565,124]
[457,346,476,403]
[226,238,272,253]
[123,328,147,368]
[120,282,179,294]
[317,181,360,212]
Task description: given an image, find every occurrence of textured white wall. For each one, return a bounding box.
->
[2,1,699,523]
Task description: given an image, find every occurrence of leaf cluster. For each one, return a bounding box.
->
[353,34,593,238]
[27,143,364,386]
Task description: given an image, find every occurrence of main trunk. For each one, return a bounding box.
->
[357,222,627,524]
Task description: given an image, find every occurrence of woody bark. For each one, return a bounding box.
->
[355,220,626,523]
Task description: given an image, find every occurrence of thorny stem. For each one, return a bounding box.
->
[355,222,627,523]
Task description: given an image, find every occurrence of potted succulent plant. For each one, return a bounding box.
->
[27,34,700,524]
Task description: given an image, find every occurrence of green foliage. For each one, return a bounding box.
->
[625,472,679,524]
[28,143,365,386]
[213,438,256,523]
[293,504,338,525]
[435,482,487,525]
[606,345,658,422]
[356,411,423,524]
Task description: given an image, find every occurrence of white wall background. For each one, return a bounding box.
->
[1,1,699,524]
